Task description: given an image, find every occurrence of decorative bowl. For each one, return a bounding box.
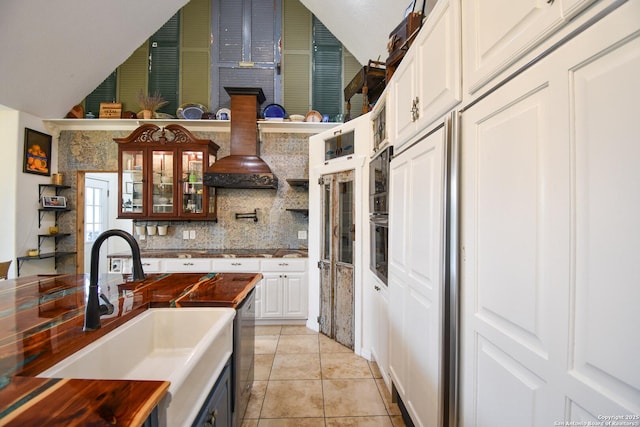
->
[305,110,322,122]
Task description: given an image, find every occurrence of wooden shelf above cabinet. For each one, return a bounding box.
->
[44,118,338,135]
[286,208,309,217]
[286,179,309,189]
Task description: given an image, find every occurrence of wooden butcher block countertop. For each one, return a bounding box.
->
[0,271,261,426]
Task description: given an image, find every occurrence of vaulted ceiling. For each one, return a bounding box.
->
[0,0,408,119]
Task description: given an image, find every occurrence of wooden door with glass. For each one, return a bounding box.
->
[318,169,355,349]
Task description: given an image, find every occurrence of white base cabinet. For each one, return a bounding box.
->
[370,278,390,388]
[110,256,308,322]
[260,259,308,320]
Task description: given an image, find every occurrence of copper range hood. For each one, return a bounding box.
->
[204,87,278,189]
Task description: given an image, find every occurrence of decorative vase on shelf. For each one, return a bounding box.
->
[137,89,168,120]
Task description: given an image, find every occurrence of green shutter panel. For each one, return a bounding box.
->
[282,0,311,115]
[85,71,117,118]
[312,18,341,118]
[283,53,311,116]
[118,44,149,113]
[149,12,180,115]
[181,0,210,108]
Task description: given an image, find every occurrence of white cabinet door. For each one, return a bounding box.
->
[163,258,212,273]
[388,147,410,398]
[260,273,306,319]
[461,2,640,424]
[261,274,284,318]
[462,0,596,94]
[371,281,390,387]
[414,0,461,135]
[390,45,418,147]
[260,259,308,320]
[282,272,307,318]
[389,122,447,427]
[390,0,461,152]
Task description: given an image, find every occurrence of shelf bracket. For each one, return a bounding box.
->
[235,209,258,222]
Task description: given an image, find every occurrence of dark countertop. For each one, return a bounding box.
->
[107,248,308,259]
[0,271,261,426]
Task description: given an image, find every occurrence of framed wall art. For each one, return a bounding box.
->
[23,128,52,176]
[42,195,67,208]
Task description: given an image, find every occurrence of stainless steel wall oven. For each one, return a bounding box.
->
[369,146,392,284]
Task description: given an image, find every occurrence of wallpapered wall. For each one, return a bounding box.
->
[55,128,310,273]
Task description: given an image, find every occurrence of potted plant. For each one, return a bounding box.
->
[137,90,168,119]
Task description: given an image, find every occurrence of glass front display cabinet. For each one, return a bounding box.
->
[115,124,219,221]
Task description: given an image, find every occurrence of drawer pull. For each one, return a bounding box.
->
[183,262,194,266]
[278,262,289,266]
[231,262,242,266]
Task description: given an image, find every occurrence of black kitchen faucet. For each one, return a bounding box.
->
[84,229,145,331]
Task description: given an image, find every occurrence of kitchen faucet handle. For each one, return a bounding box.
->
[99,293,115,316]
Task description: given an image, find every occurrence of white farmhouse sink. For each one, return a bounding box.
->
[38,307,236,427]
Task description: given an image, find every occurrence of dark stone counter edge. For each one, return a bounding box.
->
[107,248,309,259]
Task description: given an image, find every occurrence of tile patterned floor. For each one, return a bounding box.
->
[242,325,406,427]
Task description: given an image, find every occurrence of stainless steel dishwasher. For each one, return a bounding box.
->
[233,288,255,426]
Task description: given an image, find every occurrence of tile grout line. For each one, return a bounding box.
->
[256,333,279,421]
[251,328,404,427]
[318,332,328,427]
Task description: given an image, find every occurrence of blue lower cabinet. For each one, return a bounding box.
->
[141,406,159,427]
[192,358,232,427]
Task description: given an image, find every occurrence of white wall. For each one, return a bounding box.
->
[12,112,59,278]
[0,108,19,278]
[0,109,59,278]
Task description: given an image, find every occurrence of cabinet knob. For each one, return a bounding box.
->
[374,285,381,291]
[411,97,420,122]
[205,410,217,426]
